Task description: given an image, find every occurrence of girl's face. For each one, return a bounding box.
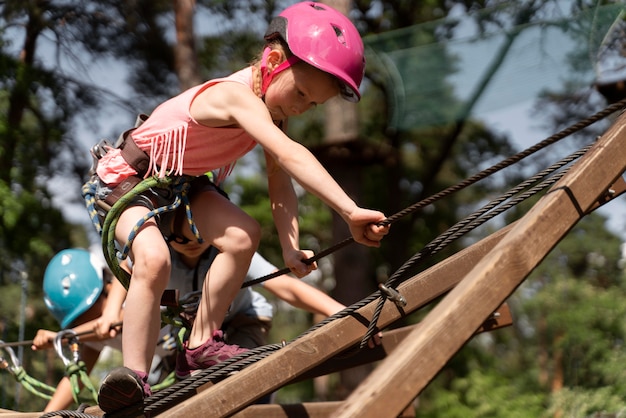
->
[264,61,340,121]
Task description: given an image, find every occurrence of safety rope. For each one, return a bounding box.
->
[53,330,99,406]
[0,340,56,401]
[359,144,592,347]
[0,324,137,413]
[39,404,95,418]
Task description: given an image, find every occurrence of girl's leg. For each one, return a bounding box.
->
[115,206,171,373]
[187,190,260,348]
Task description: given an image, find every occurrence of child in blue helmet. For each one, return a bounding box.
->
[34,248,126,412]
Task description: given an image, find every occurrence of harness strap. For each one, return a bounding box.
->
[103,175,143,208]
[118,129,150,176]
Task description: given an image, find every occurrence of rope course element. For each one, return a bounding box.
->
[242,97,626,289]
[0,340,56,401]
[140,142,601,413]
[35,98,625,416]
[53,330,98,406]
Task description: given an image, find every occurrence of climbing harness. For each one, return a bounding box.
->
[83,141,203,290]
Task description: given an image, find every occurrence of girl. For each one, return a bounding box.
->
[93,2,389,414]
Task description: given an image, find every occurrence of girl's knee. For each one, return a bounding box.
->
[136,248,171,270]
[227,218,261,255]
[129,242,171,286]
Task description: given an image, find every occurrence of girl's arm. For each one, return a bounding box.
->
[264,274,345,317]
[265,150,315,277]
[191,83,389,247]
[94,278,126,338]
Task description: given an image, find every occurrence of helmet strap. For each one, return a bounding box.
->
[261,47,300,96]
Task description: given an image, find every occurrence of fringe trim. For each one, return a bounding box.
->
[146,125,188,179]
[143,124,236,184]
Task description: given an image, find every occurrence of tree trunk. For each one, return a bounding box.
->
[3,3,43,183]
[173,0,202,90]
[319,0,377,400]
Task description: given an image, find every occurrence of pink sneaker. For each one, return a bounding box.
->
[175,330,248,379]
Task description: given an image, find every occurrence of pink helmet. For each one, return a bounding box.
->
[264,1,365,102]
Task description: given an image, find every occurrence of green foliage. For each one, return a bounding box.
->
[546,387,626,418]
[417,212,626,417]
[421,367,547,418]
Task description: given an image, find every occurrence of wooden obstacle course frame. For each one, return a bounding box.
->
[160,113,626,417]
[5,116,624,418]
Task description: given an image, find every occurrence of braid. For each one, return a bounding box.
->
[251,40,291,98]
[253,64,262,98]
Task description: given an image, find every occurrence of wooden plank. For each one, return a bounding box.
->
[157,221,512,417]
[295,303,512,381]
[230,402,343,418]
[0,410,41,418]
[333,113,626,417]
[230,401,415,418]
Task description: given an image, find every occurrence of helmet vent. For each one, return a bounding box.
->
[61,276,72,293]
[333,25,346,46]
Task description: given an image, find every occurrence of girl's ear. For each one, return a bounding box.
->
[266,49,284,71]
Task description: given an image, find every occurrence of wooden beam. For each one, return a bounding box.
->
[295,303,512,381]
[0,410,41,418]
[333,113,626,417]
[230,401,416,418]
[158,221,512,416]
[230,402,343,418]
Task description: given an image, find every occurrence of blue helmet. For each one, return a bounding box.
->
[43,249,105,329]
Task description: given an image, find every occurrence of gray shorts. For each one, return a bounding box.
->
[94,178,178,240]
[93,175,221,243]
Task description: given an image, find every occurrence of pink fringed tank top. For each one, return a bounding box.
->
[96,67,258,186]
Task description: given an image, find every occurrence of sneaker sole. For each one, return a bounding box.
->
[98,367,145,416]
[175,367,204,380]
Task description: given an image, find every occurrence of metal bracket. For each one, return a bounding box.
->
[588,175,626,212]
[379,283,407,308]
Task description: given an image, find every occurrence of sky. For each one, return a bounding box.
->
[482,101,626,241]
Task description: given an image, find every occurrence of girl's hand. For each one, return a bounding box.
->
[367,331,384,349]
[284,249,318,278]
[346,208,390,247]
[31,329,57,351]
[94,313,121,339]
